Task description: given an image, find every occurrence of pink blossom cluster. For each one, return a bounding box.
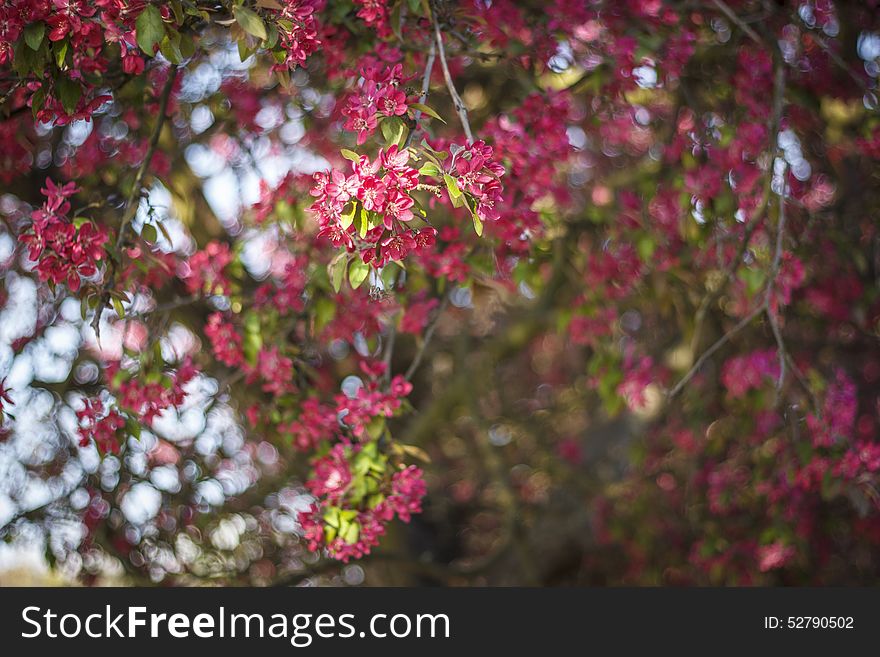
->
[76,397,125,454]
[481,92,571,248]
[253,258,308,315]
[180,241,234,296]
[271,0,323,70]
[310,145,436,267]
[757,541,796,572]
[306,443,353,502]
[569,307,617,348]
[807,369,857,448]
[106,358,196,425]
[720,349,781,399]
[399,294,439,335]
[0,118,32,183]
[0,0,152,123]
[335,373,412,439]
[204,313,244,368]
[353,0,391,36]
[341,63,411,145]
[206,316,298,397]
[20,178,108,291]
[248,346,297,397]
[298,456,426,562]
[449,139,506,224]
[282,398,339,451]
[616,353,656,411]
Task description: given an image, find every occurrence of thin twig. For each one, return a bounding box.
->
[92,66,178,340]
[431,13,473,144]
[668,304,765,398]
[415,42,436,119]
[804,27,871,92]
[0,80,22,109]
[689,59,786,354]
[669,60,788,400]
[764,161,788,391]
[116,67,178,252]
[404,41,436,150]
[404,293,449,381]
[126,294,200,319]
[381,316,398,386]
[711,0,763,45]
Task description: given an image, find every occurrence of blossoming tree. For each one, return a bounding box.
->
[1,0,879,585]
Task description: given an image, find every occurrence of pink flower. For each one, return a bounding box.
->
[400,296,439,334]
[204,313,244,367]
[720,349,780,399]
[307,444,353,503]
[757,542,796,572]
[377,87,407,116]
[357,176,387,212]
[180,241,233,296]
[76,398,125,455]
[807,370,857,448]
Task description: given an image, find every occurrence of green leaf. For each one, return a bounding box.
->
[169,0,185,24]
[30,84,48,120]
[141,224,158,243]
[264,22,279,49]
[237,37,254,63]
[418,162,441,177]
[233,5,268,40]
[349,259,370,289]
[126,418,142,440]
[358,207,369,238]
[24,23,45,51]
[366,416,386,440]
[136,5,166,55]
[444,173,466,207]
[328,252,348,293]
[380,116,407,148]
[160,32,183,64]
[340,148,360,162]
[444,173,462,198]
[637,235,655,261]
[322,506,341,529]
[178,31,196,59]
[314,296,336,332]
[12,37,48,77]
[471,211,484,237]
[339,203,356,230]
[56,76,81,115]
[410,102,446,123]
[53,40,68,69]
[112,296,125,319]
[341,521,360,545]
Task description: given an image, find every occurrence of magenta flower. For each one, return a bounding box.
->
[357,176,387,212]
[378,87,407,116]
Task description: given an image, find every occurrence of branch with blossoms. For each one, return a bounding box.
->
[2,0,878,588]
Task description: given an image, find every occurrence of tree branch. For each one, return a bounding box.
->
[115,66,179,253]
[667,304,765,399]
[404,292,449,381]
[403,42,436,150]
[689,58,786,355]
[764,162,789,391]
[91,66,178,340]
[711,0,763,45]
[431,13,473,144]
